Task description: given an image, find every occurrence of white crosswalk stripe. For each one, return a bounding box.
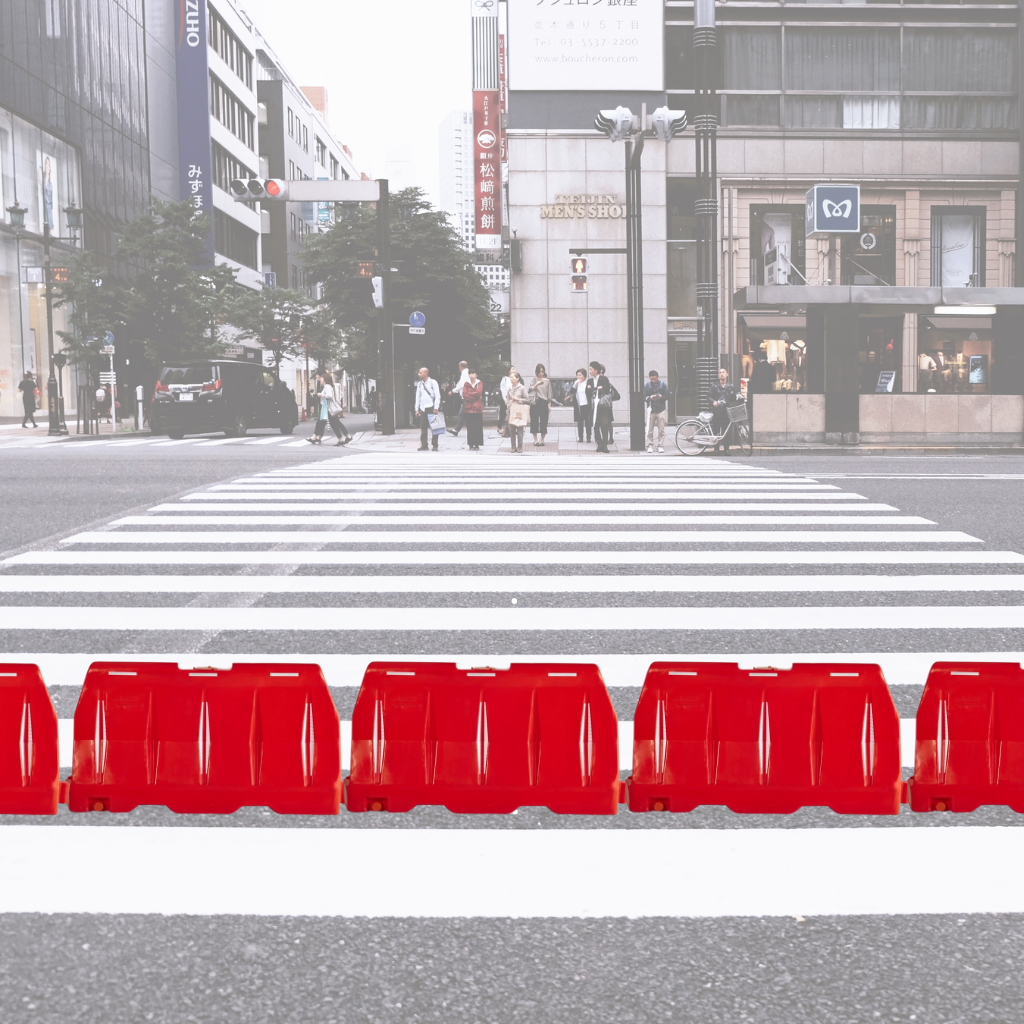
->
[3,453,1024,931]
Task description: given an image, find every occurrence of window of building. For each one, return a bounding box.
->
[289,160,295,180]
[208,5,253,89]
[211,141,254,197]
[669,26,1018,131]
[667,177,698,317]
[288,108,294,139]
[330,154,339,179]
[931,207,986,287]
[917,316,993,394]
[749,206,806,286]
[841,207,897,286]
[302,125,309,152]
[315,137,328,167]
[290,212,297,241]
[214,209,258,269]
[209,75,255,149]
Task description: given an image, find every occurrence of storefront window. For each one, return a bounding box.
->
[841,207,896,286]
[858,318,903,394]
[668,178,697,317]
[749,206,806,286]
[930,208,986,287]
[739,318,808,393]
[917,316,993,394]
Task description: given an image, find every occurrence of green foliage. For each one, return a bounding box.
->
[56,200,237,368]
[302,187,499,382]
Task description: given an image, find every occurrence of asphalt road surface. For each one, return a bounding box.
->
[1,444,1023,1023]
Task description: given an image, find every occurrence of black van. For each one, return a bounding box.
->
[152,360,299,439]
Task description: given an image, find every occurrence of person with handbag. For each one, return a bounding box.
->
[505,369,529,453]
[462,367,484,450]
[414,366,441,451]
[569,368,590,443]
[527,363,554,447]
[586,361,614,452]
[307,371,350,446]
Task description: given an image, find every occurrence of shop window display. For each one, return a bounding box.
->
[858,320,902,394]
[750,206,806,286]
[841,207,896,286]
[917,317,993,394]
[740,330,808,392]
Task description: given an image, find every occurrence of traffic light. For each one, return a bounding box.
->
[594,106,636,142]
[228,178,288,201]
[570,257,588,292]
[370,276,384,309]
[650,106,688,143]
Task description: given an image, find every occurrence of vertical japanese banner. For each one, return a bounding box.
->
[498,34,507,164]
[176,0,215,263]
[473,89,502,252]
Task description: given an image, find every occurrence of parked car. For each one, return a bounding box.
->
[152,360,298,439]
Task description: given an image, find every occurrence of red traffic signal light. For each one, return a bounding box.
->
[570,256,588,292]
[228,178,289,201]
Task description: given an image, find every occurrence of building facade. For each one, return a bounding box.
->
[439,109,475,251]
[0,0,151,417]
[505,0,1024,443]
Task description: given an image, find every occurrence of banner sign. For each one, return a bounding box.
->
[507,0,664,92]
[498,33,508,163]
[805,184,861,238]
[176,0,215,262]
[473,89,502,252]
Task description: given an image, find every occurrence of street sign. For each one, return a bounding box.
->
[806,185,860,238]
[409,311,426,328]
[101,346,115,355]
[408,327,426,335]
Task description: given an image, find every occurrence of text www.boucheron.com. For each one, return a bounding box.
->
[535,54,639,63]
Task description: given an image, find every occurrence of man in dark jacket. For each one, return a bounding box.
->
[18,373,38,428]
[708,367,738,453]
[585,360,612,452]
[747,351,776,434]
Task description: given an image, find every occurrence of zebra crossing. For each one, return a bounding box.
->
[0,433,318,451]
[2,453,1024,924]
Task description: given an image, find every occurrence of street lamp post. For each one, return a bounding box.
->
[6,203,28,387]
[694,0,721,410]
[594,106,687,450]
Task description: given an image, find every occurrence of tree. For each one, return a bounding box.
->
[56,200,237,368]
[302,187,499,384]
[224,285,313,374]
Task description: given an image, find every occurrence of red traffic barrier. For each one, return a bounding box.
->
[68,662,340,815]
[0,664,61,815]
[345,662,619,814]
[626,662,902,815]
[908,662,1024,813]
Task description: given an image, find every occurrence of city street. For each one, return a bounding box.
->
[1,445,1023,1022]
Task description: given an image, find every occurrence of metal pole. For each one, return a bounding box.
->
[694,0,720,412]
[628,132,646,452]
[14,234,26,378]
[375,179,395,435]
[43,223,61,435]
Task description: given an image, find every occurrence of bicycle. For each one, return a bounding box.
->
[674,401,753,456]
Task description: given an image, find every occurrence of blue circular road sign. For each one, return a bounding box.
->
[409,311,425,328]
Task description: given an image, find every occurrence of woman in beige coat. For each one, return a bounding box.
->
[505,370,529,453]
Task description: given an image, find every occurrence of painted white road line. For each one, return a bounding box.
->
[59,526,952,545]
[215,482,843,492]
[10,550,1015,567]
[2,605,1023,631]
[186,492,872,503]
[20,651,1024,692]
[3,826,1022,917]
[192,437,251,447]
[150,438,205,447]
[244,435,297,445]
[9,574,1024,595]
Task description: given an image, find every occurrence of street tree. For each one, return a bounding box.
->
[302,187,499,383]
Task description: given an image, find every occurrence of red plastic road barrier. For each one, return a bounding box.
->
[626,662,902,815]
[344,662,619,814]
[0,664,61,815]
[909,662,1024,813]
[68,662,340,814]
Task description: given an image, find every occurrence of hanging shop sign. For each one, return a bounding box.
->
[473,88,502,251]
[805,184,861,238]
[541,195,626,220]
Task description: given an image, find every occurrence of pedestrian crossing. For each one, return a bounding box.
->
[0,433,316,451]
[2,453,1024,928]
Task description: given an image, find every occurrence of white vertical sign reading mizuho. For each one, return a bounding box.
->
[507,0,663,92]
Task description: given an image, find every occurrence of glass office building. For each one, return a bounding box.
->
[0,0,150,418]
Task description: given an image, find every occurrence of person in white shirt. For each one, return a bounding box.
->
[414,366,441,451]
[570,368,590,443]
[448,360,470,436]
[497,365,515,432]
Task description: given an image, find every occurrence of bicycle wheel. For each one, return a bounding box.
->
[675,418,712,456]
[735,421,753,456]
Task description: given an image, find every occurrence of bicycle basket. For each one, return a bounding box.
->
[726,403,748,424]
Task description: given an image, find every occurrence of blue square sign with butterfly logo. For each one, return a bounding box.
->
[805,184,860,237]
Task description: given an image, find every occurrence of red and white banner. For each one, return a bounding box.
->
[473,88,502,252]
[498,34,507,164]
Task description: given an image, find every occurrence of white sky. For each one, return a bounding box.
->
[240,0,474,207]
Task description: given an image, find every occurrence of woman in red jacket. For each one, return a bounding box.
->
[462,367,484,450]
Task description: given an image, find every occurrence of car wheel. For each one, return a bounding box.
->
[167,430,185,440]
[225,414,247,437]
[279,420,295,435]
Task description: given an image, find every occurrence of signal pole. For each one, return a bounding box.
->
[376,180,395,435]
[694,0,720,411]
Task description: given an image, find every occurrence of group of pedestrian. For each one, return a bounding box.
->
[414,364,485,451]
[560,361,617,453]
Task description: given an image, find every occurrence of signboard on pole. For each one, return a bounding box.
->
[175,0,215,262]
[805,185,861,238]
[473,89,502,252]
[498,33,508,163]
[507,0,664,92]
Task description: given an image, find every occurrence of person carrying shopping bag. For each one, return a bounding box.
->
[307,371,351,445]
[415,366,442,451]
[505,369,529,453]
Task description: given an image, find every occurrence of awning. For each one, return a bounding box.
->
[924,317,993,330]
[739,315,807,329]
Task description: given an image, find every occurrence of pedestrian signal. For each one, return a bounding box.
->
[570,257,588,292]
[228,178,288,201]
